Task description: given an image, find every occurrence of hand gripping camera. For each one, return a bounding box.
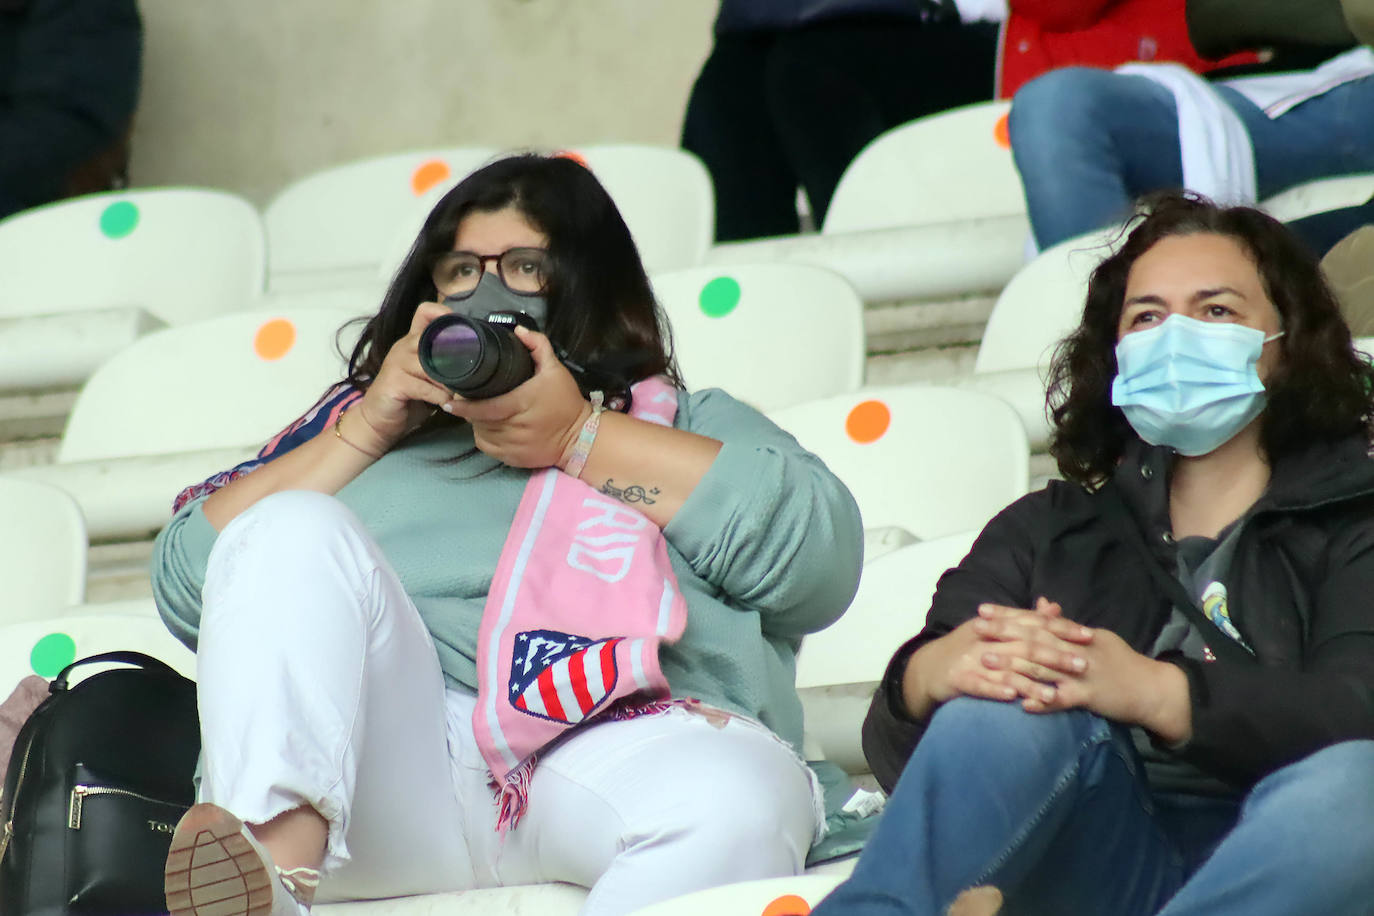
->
[418,310,537,400]
[417,266,548,399]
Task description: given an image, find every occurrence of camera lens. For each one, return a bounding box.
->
[418,314,535,399]
[423,319,483,381]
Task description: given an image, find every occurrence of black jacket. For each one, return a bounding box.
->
[0,0,142,218]
[864,435,1374,795]
[713,0,933,34]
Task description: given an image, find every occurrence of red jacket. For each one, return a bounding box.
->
[998,0,1259,97]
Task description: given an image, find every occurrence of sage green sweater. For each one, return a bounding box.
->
[150,388,864,755]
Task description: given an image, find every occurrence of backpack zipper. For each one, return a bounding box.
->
[0,732,38,865]
[68,783,183,830]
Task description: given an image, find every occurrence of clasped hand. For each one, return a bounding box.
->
[354,302,590,468]
[915,599,1170,728]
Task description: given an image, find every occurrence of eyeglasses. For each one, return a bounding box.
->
[431,247,550,299]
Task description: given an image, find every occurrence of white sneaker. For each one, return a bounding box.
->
[165,803,319,916]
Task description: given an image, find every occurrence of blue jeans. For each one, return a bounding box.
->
[1008,67,1374,249]
[811,698,1374,915]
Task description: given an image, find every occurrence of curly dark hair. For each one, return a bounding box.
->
[1047,191,1374,488]
[344,153,682,421]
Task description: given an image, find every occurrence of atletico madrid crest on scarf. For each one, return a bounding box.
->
[510,629,624,724]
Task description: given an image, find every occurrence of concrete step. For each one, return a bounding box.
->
[866,344,978,386]
[0,390,75,442]
[0,436,58,470]
[864,296,993,354]
[88,539,156,603]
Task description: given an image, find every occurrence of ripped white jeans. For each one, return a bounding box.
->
[195,490,818,916]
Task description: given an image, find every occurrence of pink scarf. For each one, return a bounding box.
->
[473,377,687,829]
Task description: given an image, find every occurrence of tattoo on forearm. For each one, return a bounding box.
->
[600,478,660,505]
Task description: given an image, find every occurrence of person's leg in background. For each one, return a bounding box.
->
[1220,74,1374,255]
[1009,69,1186,250]
[809,697,1189,916]
[681,31,804,241]
[1011,69,1374,252]
[1217,76,1374,202]
[1155,741,1374,916]
[183,490,474,909]
[464,707,819,916]
[766,17,999,227]
[1286,195,1374,255]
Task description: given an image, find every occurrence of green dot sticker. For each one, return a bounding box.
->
[30,632,77,678]
[98,201,139,239]
[699,276,741,318]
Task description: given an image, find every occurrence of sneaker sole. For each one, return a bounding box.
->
[165,803,275,916]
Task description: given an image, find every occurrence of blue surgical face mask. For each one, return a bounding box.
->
[442,271,549,331]
[1110,314,1284,457]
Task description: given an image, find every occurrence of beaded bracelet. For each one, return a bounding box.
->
[334,412,384,461]
[564,390,605,480]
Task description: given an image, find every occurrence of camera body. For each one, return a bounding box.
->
[417,310,537,400]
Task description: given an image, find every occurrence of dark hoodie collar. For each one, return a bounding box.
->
[1112,433,1374,529]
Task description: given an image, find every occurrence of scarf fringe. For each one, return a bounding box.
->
[489,696,681,832]
[493,755,538,833]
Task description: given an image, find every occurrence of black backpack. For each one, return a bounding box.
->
[0,651,200,916]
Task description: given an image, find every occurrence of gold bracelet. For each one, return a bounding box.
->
[334,412,384,460]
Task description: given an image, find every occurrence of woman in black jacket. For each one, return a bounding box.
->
[812,192,1374,916]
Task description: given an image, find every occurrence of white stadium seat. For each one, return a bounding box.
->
[270,144,713,297]
[57,308,356,462]
[572,144,715,273]
[0,477,88,622]
[0,613,195,685]
[767,386,1029,543]
[264,147,499,292]
[11,308,358,540]
[1260,173,1374,223]
[628,874,847,916]
[0,188,265,325]
[796,530,979,774]
[973,227,1118,376]
[824,101,1025,235]
[960,228,1120,450]
[376,143,716,283]
[797,529,978,692]
[652,263,865,412]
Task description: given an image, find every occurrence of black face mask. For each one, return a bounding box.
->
[442,272,548,331]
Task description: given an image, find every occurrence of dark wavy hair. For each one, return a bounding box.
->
[1047,191,1374,487]
[343,153,682,427]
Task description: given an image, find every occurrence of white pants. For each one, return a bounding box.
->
[196,491,818,916]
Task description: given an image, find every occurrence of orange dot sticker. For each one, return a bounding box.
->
[762,895,812,916]
[846,399,891,444]
[993,112,1011,150]
[410,159,451,196]
[254,318,296,361]
[554,149,590,169]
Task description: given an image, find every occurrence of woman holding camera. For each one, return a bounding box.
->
[152,154,862,916]
[811,193,1374,916]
